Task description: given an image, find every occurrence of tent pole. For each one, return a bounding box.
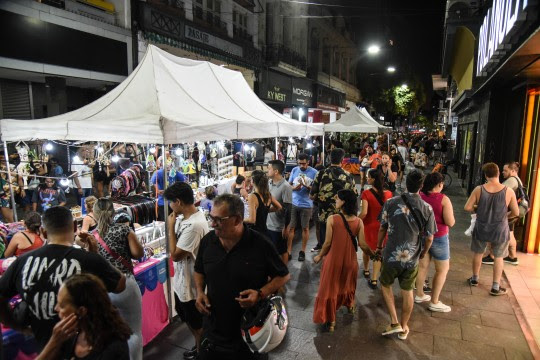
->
[162,144,173,322]
[3,141,18,222]
[322,134,325,166]
[275,137,278,160]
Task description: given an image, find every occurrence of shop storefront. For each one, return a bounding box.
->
[309,83,346,123]
[258,70,293,113]
[451,0,540,252]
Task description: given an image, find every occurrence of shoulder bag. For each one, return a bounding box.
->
[400,194,427,252]
[338,213,358,252]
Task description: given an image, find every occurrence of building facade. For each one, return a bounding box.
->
[441,0,540,253]
[0,0,133,119]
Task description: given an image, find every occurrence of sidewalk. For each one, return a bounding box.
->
[144,172,539,359]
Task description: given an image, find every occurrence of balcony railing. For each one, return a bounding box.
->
[265,44,307,71]
[193,9,227,34]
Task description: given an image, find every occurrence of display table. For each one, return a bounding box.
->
[134,255,172,346]
[341,157,361,175]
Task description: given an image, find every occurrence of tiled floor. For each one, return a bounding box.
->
[144,174,539,359]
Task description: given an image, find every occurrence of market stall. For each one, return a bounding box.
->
[0,44,323,349]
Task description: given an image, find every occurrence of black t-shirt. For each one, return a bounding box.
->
[61,336,129,360]
[194,226,289,346]
[0,245,122,349]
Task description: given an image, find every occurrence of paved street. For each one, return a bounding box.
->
[144,172,539,359]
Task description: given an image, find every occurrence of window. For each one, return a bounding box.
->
[194,0,221,27]
[333,51,339,77]
[233,9,249,40]
[322,46,330,74]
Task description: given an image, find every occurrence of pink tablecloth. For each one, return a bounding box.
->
[134,257,170,346]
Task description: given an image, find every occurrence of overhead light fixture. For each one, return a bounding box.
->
[175,148,182,156]
[387,66,396,73]
[367,45,380,54]
[97,146,104,153]
[149,146,156,153]
[45,143,53,151]
[289,137,295,143]
[73,155,80,163]
[401,84,408,89]
[112,155,120,163]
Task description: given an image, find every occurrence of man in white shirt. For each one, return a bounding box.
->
[165,182,210,360]
[71,156,93,206]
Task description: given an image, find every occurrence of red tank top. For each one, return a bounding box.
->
[420,192,448,237]
[16,232,44,256]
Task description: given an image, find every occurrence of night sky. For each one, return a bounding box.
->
[329,0,447,106]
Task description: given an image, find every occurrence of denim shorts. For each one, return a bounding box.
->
[429,234,450,261]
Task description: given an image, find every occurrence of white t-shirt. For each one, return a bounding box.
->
[71,160,92,189]
[397,145,408,162]
[264,150,275,164]
[172,211,209,302]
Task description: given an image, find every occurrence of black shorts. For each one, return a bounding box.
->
[174,295,203,330]
[267,230,288,255]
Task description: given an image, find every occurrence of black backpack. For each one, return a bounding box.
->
[513,176,530,218]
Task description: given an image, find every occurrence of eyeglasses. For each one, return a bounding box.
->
[208,214,232,225]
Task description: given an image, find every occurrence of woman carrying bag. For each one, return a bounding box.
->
[93,198,144,360]
[313,190,373,332]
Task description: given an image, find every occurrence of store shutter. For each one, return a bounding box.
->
[0,80,32,119]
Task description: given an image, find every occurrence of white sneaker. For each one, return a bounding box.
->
[428,301,451,313]
[464,228,473,237]
[414,294,431,303]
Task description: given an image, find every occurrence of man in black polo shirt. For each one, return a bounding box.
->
[194,194,290,360]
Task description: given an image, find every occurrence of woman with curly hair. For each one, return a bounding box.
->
[38,273,131,359]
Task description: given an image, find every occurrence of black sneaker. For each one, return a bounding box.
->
[468,277,479,287]
[183,346,197,358]
[482,256,494,265]
[367,279,378,290]
[423,285,432,293]
[490,287,507,296]
[298,251,306,261]
[503,256,519,265]
[311,245,321,252]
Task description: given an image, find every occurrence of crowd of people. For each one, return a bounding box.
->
[0,130,527,359]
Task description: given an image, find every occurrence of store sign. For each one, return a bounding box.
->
[316,102,339,112]
[259,70,292,105]
[291,78,313,107]
[476,0,530,75]
[185,25,243,57]
[267,86,288,102]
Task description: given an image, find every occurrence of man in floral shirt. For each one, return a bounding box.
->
[310,148,356,252]
[375,170,435,341]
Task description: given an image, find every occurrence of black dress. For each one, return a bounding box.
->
[253,193,270,233]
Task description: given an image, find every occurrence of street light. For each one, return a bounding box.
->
[387,66,396,73]
[401,84,408,89]
[367,45,380,54]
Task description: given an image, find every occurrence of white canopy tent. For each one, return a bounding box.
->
[0,45,322,143]
[324,106,388,133]
[359,107,392,133]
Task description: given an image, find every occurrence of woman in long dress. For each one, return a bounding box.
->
[313,189,373,332]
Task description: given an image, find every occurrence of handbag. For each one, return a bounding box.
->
[27,176,40,191]
[92,230,134,273]
[338,213,358,252]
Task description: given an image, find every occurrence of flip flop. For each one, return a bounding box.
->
[398,329,409,340]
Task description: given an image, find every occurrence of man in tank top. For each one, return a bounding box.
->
[464,163,519,296]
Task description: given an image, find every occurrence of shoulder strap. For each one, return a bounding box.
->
[401,195,425,232]
[92,230,133,272]
[512,176,524,188]
[338,213,358,252]
[87,214,96,222]
[369,188,384,206]
[21,232,33,245]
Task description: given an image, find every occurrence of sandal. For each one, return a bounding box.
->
[363,270,370,278]
[347,305,356,314]
[368,279,378,290]
[327,322,336,332]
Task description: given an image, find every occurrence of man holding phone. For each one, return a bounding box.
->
[194,194,289,360]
